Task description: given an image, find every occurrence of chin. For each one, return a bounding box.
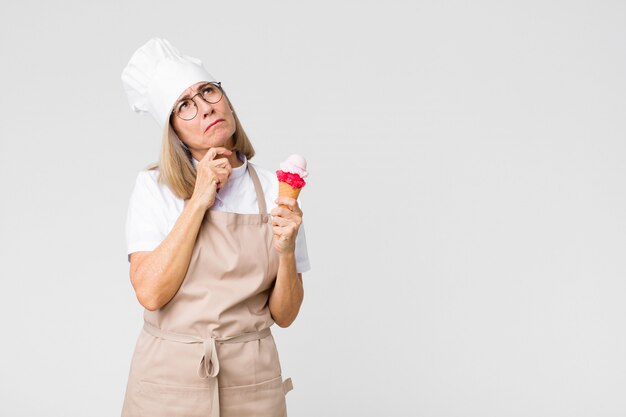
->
[212,137,230,148]
[211,132,235,148]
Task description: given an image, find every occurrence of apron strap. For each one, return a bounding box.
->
[247,164,267,215]
[282,377,294,395]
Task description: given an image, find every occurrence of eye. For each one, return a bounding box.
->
[177,101,190,112]
[202,86,215,95]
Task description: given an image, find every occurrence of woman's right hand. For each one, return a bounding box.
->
[191,147,233,210]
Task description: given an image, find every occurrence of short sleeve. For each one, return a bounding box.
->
[294,221,311,274]
[125,171,178,261]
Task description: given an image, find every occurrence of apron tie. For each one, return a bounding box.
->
[198,337,220,378]
[142,322,273,417]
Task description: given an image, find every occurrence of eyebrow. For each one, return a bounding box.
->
[178,82,212,101]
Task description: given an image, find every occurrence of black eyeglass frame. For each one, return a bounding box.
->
[171,81,223,121]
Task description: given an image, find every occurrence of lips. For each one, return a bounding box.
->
[205,119,223,132]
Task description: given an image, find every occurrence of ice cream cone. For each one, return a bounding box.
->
[277,154,307,208]
[279,181,301,201]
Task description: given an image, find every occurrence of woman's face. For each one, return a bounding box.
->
[170,81,236,156]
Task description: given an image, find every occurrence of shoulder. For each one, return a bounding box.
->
[134,169,159,188]
[130,168,182,209]
[248,162,278,190]
[248,162,277,182]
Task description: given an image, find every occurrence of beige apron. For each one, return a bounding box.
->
[121,165,293,417]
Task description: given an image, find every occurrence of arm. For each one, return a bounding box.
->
[129,148,232,311]
[130,198,207,311]
[268,197,305,327]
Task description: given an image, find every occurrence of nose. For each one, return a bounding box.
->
[193,95,214,118]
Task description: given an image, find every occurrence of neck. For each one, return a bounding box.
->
[192,148,243,168]
[226,151,244,168]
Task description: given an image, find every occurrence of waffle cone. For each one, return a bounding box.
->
[279,181,302,200]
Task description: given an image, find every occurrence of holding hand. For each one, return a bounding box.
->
[271,197,303,254]
[191,147,232,209]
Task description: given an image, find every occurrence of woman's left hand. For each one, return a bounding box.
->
[270,197,303,255]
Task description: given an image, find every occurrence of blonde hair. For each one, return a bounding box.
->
[147,96,255,200]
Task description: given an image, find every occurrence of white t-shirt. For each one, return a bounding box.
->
[125,153,311,273]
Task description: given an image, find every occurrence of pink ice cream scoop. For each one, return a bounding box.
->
[276,154,308,201]
[279,154,308,179]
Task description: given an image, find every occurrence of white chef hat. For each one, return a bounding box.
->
[121,38,216,127]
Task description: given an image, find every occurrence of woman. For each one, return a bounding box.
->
[120,38,310,417]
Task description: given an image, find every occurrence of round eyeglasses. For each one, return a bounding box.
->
[171,82,224,121]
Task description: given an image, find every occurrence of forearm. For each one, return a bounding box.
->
[134,198,206,310]
[268,251,304,327]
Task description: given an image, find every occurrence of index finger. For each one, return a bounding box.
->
[275,196,298,211]
[202,147,232,162]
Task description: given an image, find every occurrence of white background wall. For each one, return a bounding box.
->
[1,1,625,416]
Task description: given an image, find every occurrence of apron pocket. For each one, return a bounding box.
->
[137,380,212,417]
[219,375,288,417]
